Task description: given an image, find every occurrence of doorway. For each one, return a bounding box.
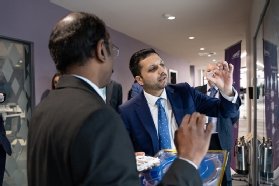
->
[0,36,33,186]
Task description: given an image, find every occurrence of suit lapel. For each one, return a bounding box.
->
[135,93,159,153]
[166,86,185,126]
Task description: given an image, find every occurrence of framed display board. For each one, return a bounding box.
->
[138,149,228,186]
[199,150,228,186]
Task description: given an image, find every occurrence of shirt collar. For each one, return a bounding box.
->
[144,89,167,106]
[207,84,218,92]
[72,74,106,102]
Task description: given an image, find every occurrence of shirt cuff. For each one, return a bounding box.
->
[219,86,238,103]
[178,157,198,169]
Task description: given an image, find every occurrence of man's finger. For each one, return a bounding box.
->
[223,61,229,71]
[188,112,200,129]
[229,63,234,73]
[205,122,213,139]
[196,114,206,131]
[180,114,191,128]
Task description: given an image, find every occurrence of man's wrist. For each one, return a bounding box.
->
[223,87,234,96]
[178,156,199,169]
[220,87,238,103]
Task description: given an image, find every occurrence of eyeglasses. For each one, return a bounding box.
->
[112,44,119,58]
[104,40,119,58]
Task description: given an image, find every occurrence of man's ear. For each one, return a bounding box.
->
[135,76,143,86]
[96,39,106,62]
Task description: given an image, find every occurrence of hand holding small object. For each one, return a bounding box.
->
[205,61,234,96]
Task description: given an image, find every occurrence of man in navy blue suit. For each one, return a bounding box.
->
[195,64,239,186]
[119,48,241,157]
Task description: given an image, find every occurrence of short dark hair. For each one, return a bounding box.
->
[48,12,110,73]
[129,48,158,77]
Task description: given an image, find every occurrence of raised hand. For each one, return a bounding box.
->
[174,112,213,167]
[206,61,234,96]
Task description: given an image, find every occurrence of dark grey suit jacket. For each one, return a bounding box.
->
[106,80,122,112]
[28,75,202,186]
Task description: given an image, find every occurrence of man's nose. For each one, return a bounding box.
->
[158,65,166,74]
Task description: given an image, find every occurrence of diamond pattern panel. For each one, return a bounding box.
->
[24,74,30,97]
[2,58,13,82]
[9,44,22,68]
[0,37,32,186]
[18,91,27,115]
[11,78,20,96]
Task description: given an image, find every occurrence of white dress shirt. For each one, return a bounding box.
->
[143,89,178,150]
[73,75,107,102]
[207,85,219,133]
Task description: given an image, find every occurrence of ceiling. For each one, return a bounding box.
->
[50,0,252,68]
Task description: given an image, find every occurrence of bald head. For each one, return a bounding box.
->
[205,63,216,87]
[48,12,109,73]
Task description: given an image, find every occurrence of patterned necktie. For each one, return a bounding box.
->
[156,98,171,150]
[208,87,218,123]
[209,87,217,98]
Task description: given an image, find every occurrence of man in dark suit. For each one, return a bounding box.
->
[105,80,122,111]
[195,64,239,186]
[27,12,213,186]
[119,48,241,156]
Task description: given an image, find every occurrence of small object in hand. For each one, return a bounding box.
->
[206,71,214,78]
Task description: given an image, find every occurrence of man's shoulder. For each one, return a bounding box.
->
[195,84,207,93]
[166,82,192,92]
[119,93,143,111]
[132,82,142,89]
[167,82,191,88]
[195,85,205,89]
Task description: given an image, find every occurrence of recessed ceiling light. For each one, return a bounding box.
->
[188,36,195,40]
[168,16,175,20]
[212,59,216,62]
[208,54,211,57]
[200,48,205,51]
[162,13,175,20]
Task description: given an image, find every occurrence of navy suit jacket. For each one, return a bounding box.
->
[119,82,241,156]
[195,84,239,150]
[195,84,240,181]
